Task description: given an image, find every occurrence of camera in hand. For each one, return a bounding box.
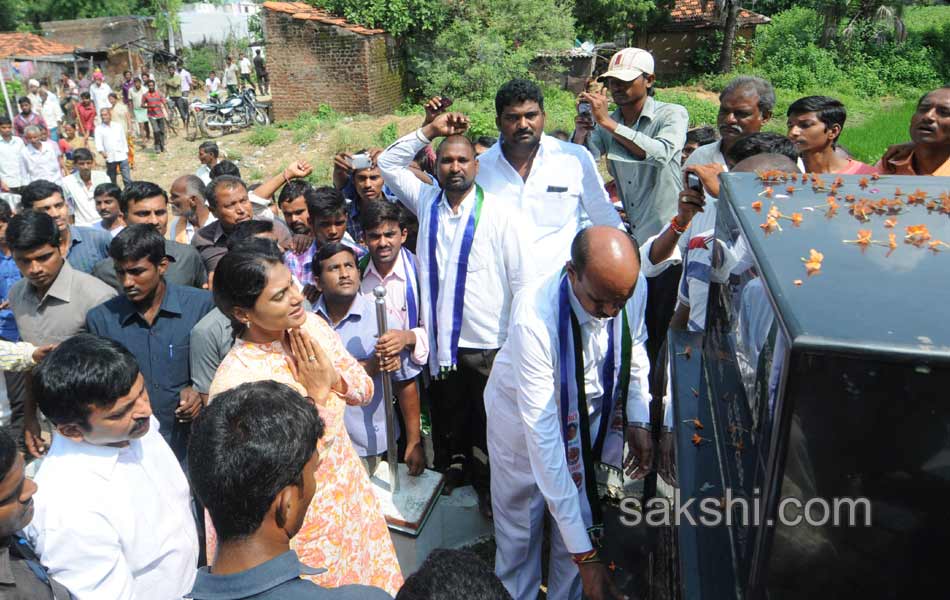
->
[686,172,703,194]
[578,101,592,117]
[350,153,373,170]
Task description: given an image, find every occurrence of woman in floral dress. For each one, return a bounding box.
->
[207,239,403,595]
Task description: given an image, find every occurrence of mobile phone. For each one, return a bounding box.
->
[686,172,703,194]
[350,153,372,170]
[578,101,592,117]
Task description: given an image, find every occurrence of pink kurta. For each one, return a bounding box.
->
[208,313,403,594]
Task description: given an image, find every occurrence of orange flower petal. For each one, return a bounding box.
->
[751,200,762,211]
[884,218,897,228]
[790,212,803,225]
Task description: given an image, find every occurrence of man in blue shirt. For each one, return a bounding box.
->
[86,224,214,460]
[186,381,391,600]
[18,179,110,273]
[312,242,421,476]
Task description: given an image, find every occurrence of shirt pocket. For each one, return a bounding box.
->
[166,341,191,388]
[531,187,579,229]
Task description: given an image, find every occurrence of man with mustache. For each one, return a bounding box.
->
[574,48,689,242]
[378,111,529,516]
[86,224,214,461]
[877,85,950,176]
[6,211,115,457]
[0,426,73,598]
[24,334,199,599]
[475,79,621,279]
[168,175,216,244]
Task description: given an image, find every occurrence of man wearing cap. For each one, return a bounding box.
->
[86,224,214,461]
[88,73,113,116]
[574,48,688,243]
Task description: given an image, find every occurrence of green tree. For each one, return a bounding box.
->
[311,0,449,37]
[573,0,655,41]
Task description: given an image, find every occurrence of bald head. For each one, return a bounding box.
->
[568,226,640,319]
[732,153,801,174]
[436,134,475,160]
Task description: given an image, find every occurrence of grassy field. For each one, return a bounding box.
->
[904,4,950,33]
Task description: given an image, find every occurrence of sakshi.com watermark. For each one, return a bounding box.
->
[618,488,872,528]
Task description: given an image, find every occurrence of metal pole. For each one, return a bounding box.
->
[373,285,399,494]
[0,65,13,120]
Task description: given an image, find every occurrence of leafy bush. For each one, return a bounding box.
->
[247,125,279,147]
[754,6,822,64]
[276,104,340,143]
[313,0,448,37]
[915,22,950,83]
[182,45,218,82]
[373,122,398,147]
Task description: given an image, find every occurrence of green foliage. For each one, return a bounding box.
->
[754,6,823,62]
[223,148,243,161]
[411,0,574,101]
[373,122,398,147]
[839,98,917,164]
[182,45,218,82]
[276,104,341,143]
[917,23,950,82]
[903,4,950,34]
[247,126,279,147]
[655,90,719,127]
[311,0,449,37]
[573,0,654,42]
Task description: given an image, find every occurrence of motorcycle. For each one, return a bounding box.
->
[195,88,269,138]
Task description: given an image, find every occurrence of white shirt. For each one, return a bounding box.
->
[94,219,126,238]
[62,170,110,226]
[180,68,193,92]
[0,135,24,189]
[40,92,64,128]
[167,212,216,244]
[379,129,529,351]
[205,77,221,94]
[26,417,199,600]
[485,270,651,553]
[195,164,211,184]
[476,134,622,279]
[239,57,252,75]
[95,121,129,163]
[89,82,113,113]
[18,141,61,185]
[224,64,238,86]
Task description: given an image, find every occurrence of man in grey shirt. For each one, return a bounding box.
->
[574,47,688,242]
[5,211,115,457]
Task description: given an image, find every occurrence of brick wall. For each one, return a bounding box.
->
[264,10,404,121]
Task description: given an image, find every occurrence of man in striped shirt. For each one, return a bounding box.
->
[141,80,167,153]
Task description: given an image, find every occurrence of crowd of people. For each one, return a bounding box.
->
[0,44,946,600]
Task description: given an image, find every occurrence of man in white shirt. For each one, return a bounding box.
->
[195,141,219,184]
[223,58,239,96]
[26,333,199,600]
[179,64,193,97]
[475,79,622,280]
[62,147,110,226]
[169,174,216,244]
[379,111,528,514]
[204,71,222,101]
[37,87,64,141]
[18,126,63,186]
[238,55,253,90]
[486,225,664,600]
[0,116,25,197]
[88,72,113,115]
[94,107,131,187]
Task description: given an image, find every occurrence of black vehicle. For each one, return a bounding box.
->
[195,88,269,138]
[661,173,950,599]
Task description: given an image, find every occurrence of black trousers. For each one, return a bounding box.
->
[428,347,496,494]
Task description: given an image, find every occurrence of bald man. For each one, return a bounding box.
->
[485,225,666,600]
[168,174,216,244]
[377,111,529,514]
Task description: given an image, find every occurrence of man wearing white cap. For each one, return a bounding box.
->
[26,80,43,115]
[574,47,688,243]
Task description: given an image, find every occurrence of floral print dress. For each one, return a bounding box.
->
[208,312,403,595]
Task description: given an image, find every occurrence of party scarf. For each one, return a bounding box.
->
[424,185,484,377]
[358,247,419,329]
[557,270,631,533]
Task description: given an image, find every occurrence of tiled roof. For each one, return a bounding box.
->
[669,0,769,27]
[262,1,387,35]
[0,33,76,58]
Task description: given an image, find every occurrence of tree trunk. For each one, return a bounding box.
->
[819,1,845,48]
[718,0,740,73]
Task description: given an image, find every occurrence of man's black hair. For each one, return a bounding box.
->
[495,78,544,116]
[189,381,324,542]
[686,126,718,146]
[0,428,16,488]
[80,92,91,100]
[94,182,122,201]
[916,85,950,108]
[226,219,274,251]
[0,201,12,224]
[32,334,140,428]
[313,241,357,277]
[206,175,247,210]
[396,549,512,600]
[16,97,29,107]
[198,141,219,158]
[277,179,312,206]
[212,238,284,333]
[109,224,166,266]
[360,199,404,232]
[787,96,847,143]
[209,160,241,179]
[120,180,167,214]
[476,135,497,148]
[19,179,62,211]
[305,186,346,221]
[725,132,799,165]
[72,147,94,163]
[6,211,60,252]
[0,116,10,126]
